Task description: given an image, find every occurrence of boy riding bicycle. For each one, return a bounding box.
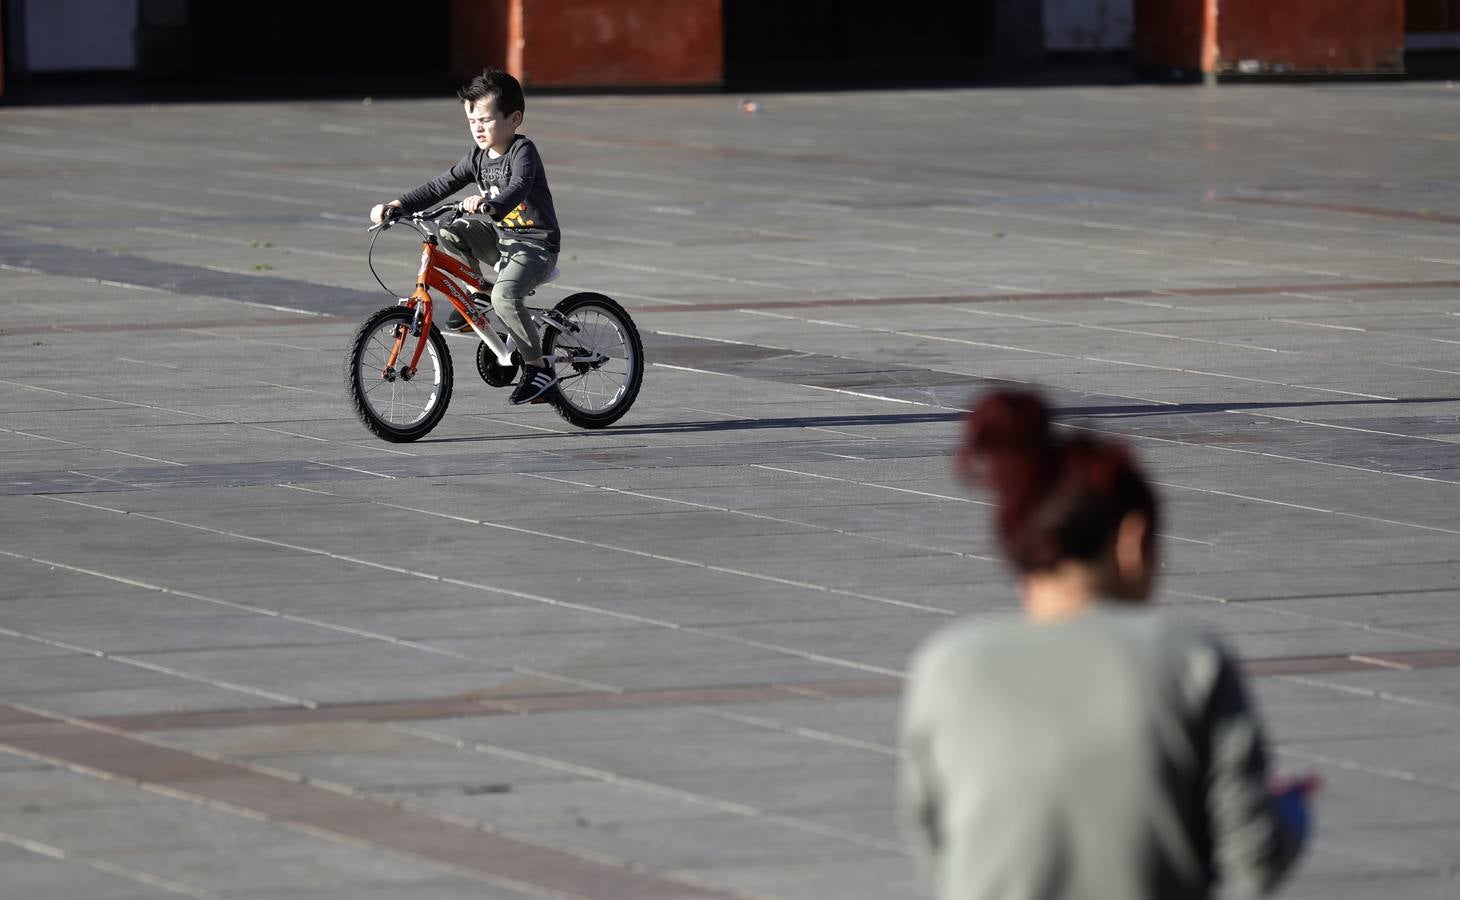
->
[370,68,561,406]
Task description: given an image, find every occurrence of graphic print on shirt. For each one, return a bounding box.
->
[481,161,535,230]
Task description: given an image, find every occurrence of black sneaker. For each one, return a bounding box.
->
[509,364,559,405]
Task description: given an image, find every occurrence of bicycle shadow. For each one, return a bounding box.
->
[418,410,963,443]
[421,395,1458,443]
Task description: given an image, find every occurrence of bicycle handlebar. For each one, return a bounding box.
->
[369,201,463,233]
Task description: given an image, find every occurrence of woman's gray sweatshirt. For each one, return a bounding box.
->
[900,607,1299,900]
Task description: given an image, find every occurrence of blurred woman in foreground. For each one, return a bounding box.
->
[900,390,1314,900]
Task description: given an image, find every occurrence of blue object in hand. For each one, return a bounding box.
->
[1271,785,1311,847]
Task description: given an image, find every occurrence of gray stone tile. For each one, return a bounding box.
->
[415,706,750,749]
[407,777,723,831]
[1281,872,1460,900]
[219,879,545,900]
[513,728,877,781]
[231,749,569,794]
[0,654,186,695]
[0,684,282,718]
[14,614,364,655]
[92,840,462,894]
[697,694,902,747]
[0,857,164,900]
[0,766,175,811]
[0,801,293,854]
[503,811,875,871]
[1286,731,1460,784]
[654,761,899,814]
[1252,592,1460,628]
[671,855,924,900]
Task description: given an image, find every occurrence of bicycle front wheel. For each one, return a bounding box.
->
[346,306,453,442]
[543,292,643,429]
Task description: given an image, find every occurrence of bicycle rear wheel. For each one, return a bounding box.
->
[543,292,643,429]
[346,306,453,442]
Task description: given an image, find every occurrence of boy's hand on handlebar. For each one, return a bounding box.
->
[369,201,403,225]
[461,195,488,215]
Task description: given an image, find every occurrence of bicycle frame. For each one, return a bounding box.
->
[372,206,606,383]
[385,239,516,377]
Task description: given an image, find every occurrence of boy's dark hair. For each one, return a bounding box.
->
[458,68,525,117]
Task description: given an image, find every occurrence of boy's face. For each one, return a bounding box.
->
[465,96,522,152]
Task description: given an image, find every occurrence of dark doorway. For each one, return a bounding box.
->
[1404,0,1460,77]
[723,0,1007,88]
[183,0,452,93]
[1406,0,1460,33]
[3,0,457,103]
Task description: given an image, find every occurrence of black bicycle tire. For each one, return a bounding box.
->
[542,292,644,429]
[345,306,454,442]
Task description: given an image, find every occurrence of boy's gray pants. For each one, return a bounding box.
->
[439,218,557,362]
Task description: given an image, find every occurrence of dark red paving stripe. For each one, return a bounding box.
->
[625,277,1460,315]
[1354,648,1460,669]
[86,651,1460,736]
[0,705,739,900]
[1243,647,1460,676]
[1217,195,1460,226]
[1241,656,1377,676]
[95,678,901,733]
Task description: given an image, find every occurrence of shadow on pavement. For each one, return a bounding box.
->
[1063,397,1460,419]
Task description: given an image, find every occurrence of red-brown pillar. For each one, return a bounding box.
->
[450,0,723,89]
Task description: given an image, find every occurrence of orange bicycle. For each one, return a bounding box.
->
[346,203,644,442]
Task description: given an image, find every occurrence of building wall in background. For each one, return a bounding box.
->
[0,0,1436,98]
[1215,0,1404,74]
[1044,0,1133,51]
[1137,0,1405,77]
[24,0,137,71]
[518,0,722,87]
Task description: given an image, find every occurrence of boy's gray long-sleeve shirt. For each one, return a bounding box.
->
[398,134,560,250]
[900,607,1298,900]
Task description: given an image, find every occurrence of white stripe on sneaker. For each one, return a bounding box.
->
[510,367,559,405]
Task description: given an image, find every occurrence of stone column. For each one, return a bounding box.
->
[450,0,723,89]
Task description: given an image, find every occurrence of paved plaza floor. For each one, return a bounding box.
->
[1,82,1458,898]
